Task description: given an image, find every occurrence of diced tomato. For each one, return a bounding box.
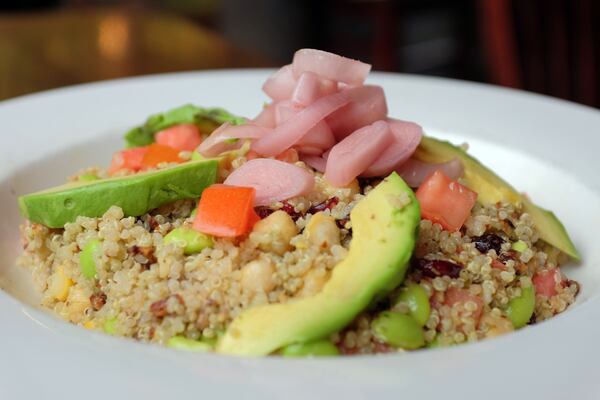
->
[155,124,202,152]
[193,184,260,237]
[246,150,261,160]
[491,259,507,270]
[532,269,563,297]
[141,143,183,168]
[444,287,484,323]
[416,170,477,231]
[108,146,148,175]
[275,148,299,163]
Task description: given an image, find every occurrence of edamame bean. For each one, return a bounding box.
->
[426,335,441,348]
[167,336,213,352]
[164,227,213,255]
[80,238,101,279]
[395,283,430,326]
[281,339,340,357]
[511,240,528,252]
[191,151,204,161]
[103,317,117,335]
[79,174,99,182]
[506,285,535,329]
[372,311,425,350]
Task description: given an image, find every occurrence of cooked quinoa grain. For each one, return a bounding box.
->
[18,157,579,355]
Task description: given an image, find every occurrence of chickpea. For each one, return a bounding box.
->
[251,210,298,255]
[241,258,275,294]
[66,287,91,321]
[305,212,340,247]
[299,269,329,297]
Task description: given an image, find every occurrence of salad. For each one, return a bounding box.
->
[18,49,580,356]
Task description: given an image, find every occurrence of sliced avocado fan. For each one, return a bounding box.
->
[414,136,580,261]
[18,159,217,228]
[217,172,421,356]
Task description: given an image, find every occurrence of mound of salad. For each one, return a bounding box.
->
[18,49,580,357]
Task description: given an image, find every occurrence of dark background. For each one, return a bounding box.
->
[1,0,598,107]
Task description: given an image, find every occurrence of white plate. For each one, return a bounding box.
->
[1,71,599,400]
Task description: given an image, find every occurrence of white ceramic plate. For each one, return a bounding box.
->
[1,71,599,400]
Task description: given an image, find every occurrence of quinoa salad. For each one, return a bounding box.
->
[17,49,581,357]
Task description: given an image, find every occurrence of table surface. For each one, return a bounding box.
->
[0,7,269,101]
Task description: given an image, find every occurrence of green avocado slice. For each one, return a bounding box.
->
[124,104,246,148]
[414,136,580,261]
[217,172,420,356]
[18,159,218,228]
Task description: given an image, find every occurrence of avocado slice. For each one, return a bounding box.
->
[414,136,580,260]
[18,159,218,228]
[217,172,420,356]
[124,104,246,148]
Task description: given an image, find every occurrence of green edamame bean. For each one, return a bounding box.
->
[281,339,340,357]
[79,174,99,182]
[103,317,117,335]
[80,238,101,279]
[164,227,213,255]
[506,285,535,329]
[372,311,425,350]
[426,335,441,348]
[511,240,528,252]
[191,151,204,161]
[167,336,213,352]
[396,283,430,326]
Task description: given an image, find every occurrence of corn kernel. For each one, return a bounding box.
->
[48,265,73,301]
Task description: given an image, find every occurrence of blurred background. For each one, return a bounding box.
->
[0,0,598,107]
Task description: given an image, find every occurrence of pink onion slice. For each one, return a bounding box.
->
[325,120,393,187]
[199,123,271,157]
[274,100,303,125]
[361,119,423,177]
[396,157,464,188]
[326,85,388,140]
[295,120,335,151]
[296,146,323,156]
[273,102,334,154]
[252,103,277,128]
[224,158,315,206]
[301,154,328,173]
[262,65,297,101]
[252,91,350,157]
[292,49,371,86]
[291,71,337,107]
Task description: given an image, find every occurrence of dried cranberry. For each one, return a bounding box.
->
[336,217,350,230]
[280,201,302,221]
[307,197,339,215]
[89,292,107,311]
[255,206,274,219]
[473,233,504,254]
[150,294,184,318]
[498,250,517,262]
[372,340,394,354]
[150,298,168,318]
[357,177,378,191]
[413,258,463,278]
[528,313,537,325]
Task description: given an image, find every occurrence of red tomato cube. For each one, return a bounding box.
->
[532,269,563,297]
[108,146,148,175]
[444,287,484,323]
[416,170,477,231]
[155,124,202,152]
[193,185,259,237]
